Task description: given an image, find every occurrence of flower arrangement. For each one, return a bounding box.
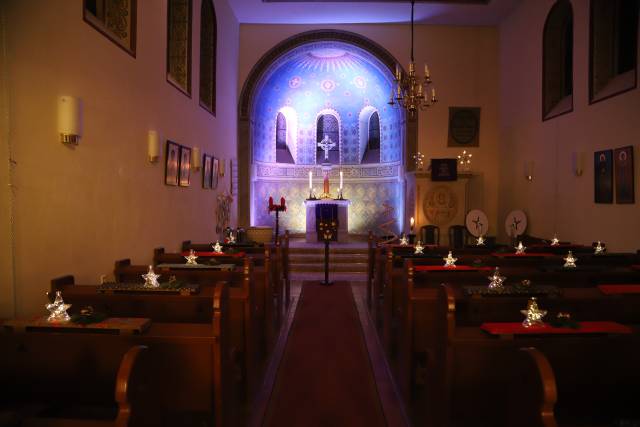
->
[268,196,286,212]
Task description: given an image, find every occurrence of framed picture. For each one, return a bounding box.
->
[448,107,480,147]
[431,158,458,181]
[165,141,180,186]
[212,157,219,189]
[202,154,212,189]
[614,146,634,204]
[83,0,137,57]
[179,146,191,187]
[594,149,613,203]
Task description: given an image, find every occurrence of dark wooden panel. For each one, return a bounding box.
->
[263,0,489,3]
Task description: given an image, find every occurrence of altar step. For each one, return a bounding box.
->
[288,249,369,273]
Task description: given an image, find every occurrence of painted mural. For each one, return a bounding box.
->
[250,41,405,234]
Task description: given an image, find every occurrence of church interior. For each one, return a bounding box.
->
[1,0,639,426]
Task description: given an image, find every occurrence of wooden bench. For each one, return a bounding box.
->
[10,282,234,426]
[112,257,263,402]
[0,341,146,427]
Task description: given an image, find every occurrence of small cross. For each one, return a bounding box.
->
[317,135,336,161]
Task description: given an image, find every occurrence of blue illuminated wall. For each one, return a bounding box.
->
[250,41,405,234]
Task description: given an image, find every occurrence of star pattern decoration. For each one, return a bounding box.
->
[563,251,577,268]
[443,251,458,268]
[414,240,424,255]
[594,241,605,255]
[487,267,506,291]
[185,249,199,265]
[515,241,526,255]
[551,235,560,246]
[212,241,223,254]
[399,235,409,246]
[476,235,485,246]
[45,291,71,322]
[142,265,161,289]
[521,297,547,328]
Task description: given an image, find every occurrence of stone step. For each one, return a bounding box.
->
[289,262,368,273]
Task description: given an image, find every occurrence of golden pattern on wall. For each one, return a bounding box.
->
[83,0,136,56]
[199,0,217,114]
[423,185,458,226]
[167,0,192,94]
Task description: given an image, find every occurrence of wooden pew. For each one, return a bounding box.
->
[24,282,233,426]
[112,257,263,402]
[0,341,146,427]
[508,347,640,427]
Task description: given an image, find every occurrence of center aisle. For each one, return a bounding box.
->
[262,281,387,427]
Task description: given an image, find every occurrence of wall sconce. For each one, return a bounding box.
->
[192,147,201,171]
[148,130,160,163]
[219,159,225,177]
[572,151,584,177]
[58,96,82,144]
[524,161,534,181]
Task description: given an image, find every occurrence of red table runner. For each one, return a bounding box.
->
[598,284,640,295]
[414,265,492,272]
[491,252,555,258]
[481,321,632,335]
[181,251,245,258]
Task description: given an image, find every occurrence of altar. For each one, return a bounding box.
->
[304,199,350,243]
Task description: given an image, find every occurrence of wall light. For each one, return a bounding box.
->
[148,130,160,163]
[192,147,201,171]
[524,161,534,181]
[58,96,82,144]
[219,159,225,177]
[572,151,584,177]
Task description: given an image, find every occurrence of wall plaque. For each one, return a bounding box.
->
[423,185,458,226]
[448,107,480,147]
[431,159,458,181]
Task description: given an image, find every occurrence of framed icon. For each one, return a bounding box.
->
[165,141,180,186]
[179,145,191,187]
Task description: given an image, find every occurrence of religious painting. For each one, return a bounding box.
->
[614,146,634,204]
[594,149,613,203]
[179,146,191,187]
[212,157,219,189]
[448,107,480,147]
[83,0,137,57]
[431,159,458,181]
[202,154,212,189]
[166,0,192,95]
[165,141,180,186]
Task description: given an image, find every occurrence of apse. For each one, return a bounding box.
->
[251,40,405,234]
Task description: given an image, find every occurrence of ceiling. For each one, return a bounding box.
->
[229,0,522,25]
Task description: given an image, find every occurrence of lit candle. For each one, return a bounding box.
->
[410,216,415,232]
[308,170,312,190]
[424,64,430,78]
[339,170,343,190]
[431,88,436,99]
[395,63,401,80]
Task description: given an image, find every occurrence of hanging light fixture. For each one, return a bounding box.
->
[388,0,438,116]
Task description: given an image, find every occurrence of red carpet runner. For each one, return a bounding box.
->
[263,281,386,427]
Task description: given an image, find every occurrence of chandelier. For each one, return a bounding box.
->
[388,0,437,116]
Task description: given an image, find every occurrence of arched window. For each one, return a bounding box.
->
[590,0,639,104]
[276,113,286,149]
[199,0,216,114]
[167,0,192,95]
[316,114,340,164]
[368,112,380,150]
[275,112,294,163]
[542,0,573,120]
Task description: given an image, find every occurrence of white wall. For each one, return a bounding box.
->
[499,0,640,251]
[0,0,239,317]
